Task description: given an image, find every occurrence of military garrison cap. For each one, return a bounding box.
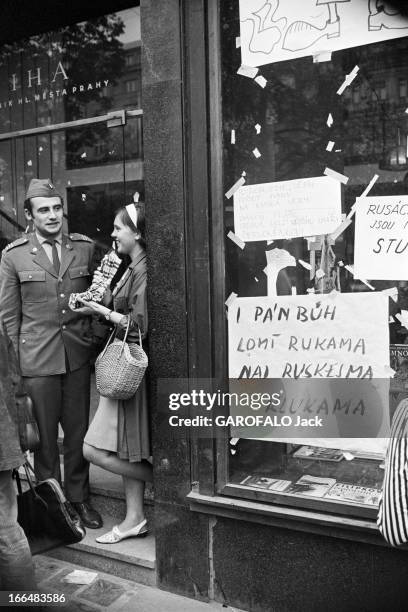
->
[26,178,62,200]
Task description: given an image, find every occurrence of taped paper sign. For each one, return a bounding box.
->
[239,0,408,68]
[233,176,341,241]
[228,293,390,452]
[354,195,408,281]
[228,293,389,379]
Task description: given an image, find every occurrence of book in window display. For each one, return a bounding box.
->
[285,476,336,498]
[293,445,343,462]
[240,475,291,492]
[324,483,381,506]
[390,344,408,389]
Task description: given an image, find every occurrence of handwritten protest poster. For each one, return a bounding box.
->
[239,0,408,68]
[354,195,408,281]
[228,293,390,452]
[233,176,341,241]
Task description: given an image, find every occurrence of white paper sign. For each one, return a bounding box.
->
[234,176,341,241]
[229,293,389,379]
[228,293,390,452]
[354,195,408,281]
[239,0,408,67]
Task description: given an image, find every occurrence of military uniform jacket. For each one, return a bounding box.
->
[0,232,94,376]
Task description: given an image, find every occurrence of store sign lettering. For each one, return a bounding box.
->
[0,80,110,109]
[10,61,68,90]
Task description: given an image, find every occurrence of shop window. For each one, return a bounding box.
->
[219,2,408,519]
[0,7,143,250]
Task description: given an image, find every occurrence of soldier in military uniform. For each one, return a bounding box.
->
[0,178,102,529]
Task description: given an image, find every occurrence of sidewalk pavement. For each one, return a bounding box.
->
[34,555,243,612]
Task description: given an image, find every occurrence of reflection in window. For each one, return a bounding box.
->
[126,80,139,93]
[379,80,387,100]
[0,7,141,132]
[0,8,144,258]
[125,53,138,67]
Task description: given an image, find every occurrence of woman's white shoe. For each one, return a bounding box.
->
[95,519,148,544]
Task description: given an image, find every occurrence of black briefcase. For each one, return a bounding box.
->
[16,394,41,453]
[14,460,85,555]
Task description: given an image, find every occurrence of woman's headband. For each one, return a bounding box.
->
[125,203,138,228]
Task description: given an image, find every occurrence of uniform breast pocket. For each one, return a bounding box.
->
[69,266,91,291]
[18,270,47,303]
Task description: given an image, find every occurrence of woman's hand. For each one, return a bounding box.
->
[77,297,109,317]
[72,305,95,315]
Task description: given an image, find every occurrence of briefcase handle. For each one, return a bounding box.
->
[13,459,45,508]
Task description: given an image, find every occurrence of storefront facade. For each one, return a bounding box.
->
[144,2,408,610]
[3,0,408,609]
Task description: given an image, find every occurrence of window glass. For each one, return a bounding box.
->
[221,1,408,516]
[0,8,142,253]
[0,7,141,132]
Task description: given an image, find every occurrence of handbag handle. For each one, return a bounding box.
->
[100,326,117,359]
[119,317,131,356]
[13,459,43,504]
[119,318,143,354]
[100,316,142,359]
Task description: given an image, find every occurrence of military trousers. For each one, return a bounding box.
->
[23,362,91,502]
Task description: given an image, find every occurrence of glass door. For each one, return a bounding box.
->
[0,110,143,255]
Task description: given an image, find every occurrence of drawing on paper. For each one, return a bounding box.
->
[239,0,408,67]
[283,1,349,52]
[241,0,287,55]
[368,0,408,31]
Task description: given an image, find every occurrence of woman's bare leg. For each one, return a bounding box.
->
[83,443,153,482]
[118,476,146,531]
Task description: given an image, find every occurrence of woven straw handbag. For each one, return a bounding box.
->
[95,318,148,400]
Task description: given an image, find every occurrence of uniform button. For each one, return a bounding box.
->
[28,275,32,279]
[62,309,66,314]
[58,278,62,283]
[60,293,65,298]
[21,339,26,344]
[62,325,66,330]
[80,271,83,275]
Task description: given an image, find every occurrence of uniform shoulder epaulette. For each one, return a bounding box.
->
[2,236,29,254]
[69,233,93,243]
